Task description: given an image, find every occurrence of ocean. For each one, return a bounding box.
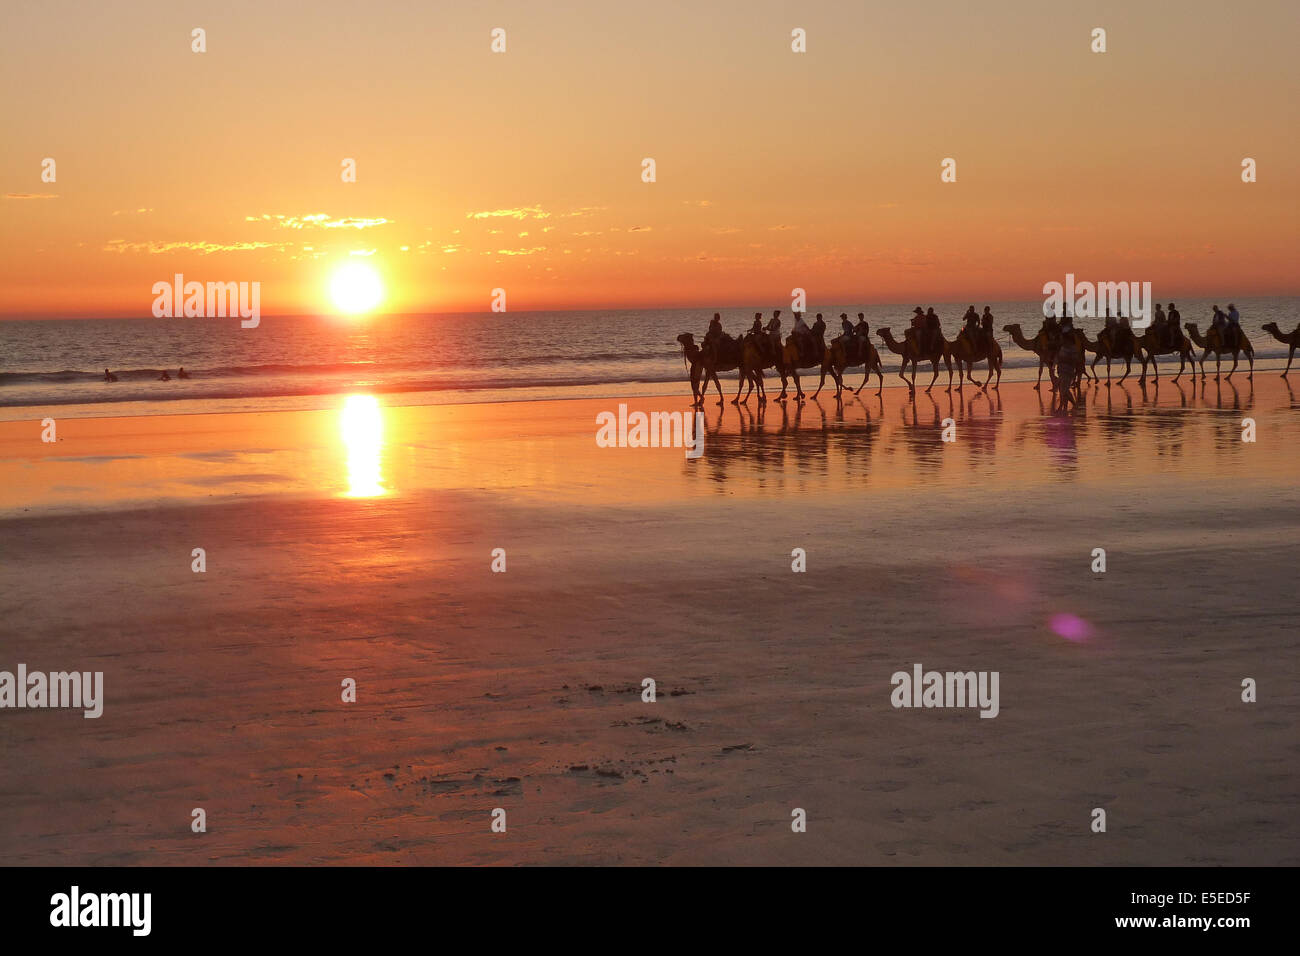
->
[1,297,1295,419]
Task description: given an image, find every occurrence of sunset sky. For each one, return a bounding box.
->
[2,0,1297,317]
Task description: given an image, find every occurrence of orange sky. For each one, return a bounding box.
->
[2,0,1297,317]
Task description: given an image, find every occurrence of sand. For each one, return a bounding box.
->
[0,376,1297,865]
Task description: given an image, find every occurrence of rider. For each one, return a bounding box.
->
[840,312,856,344]
[1152,302,1168,344]
[924,307,942,354]
[1226,303,1241,348]
[981,306,995,350]
[792,311,812,358]
[1166,302,1181,348]
[961,305,979,347]
[703,312,724,352]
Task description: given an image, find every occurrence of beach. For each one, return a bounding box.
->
[1,378,1298,865]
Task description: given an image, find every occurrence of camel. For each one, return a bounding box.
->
[813,324,884,398]
[948,327,1003,389]
[1134,324,1196,384]
[676,332,758,406]
[876,327,954,392]
[772,316,829,402]
[1184,323,1254,380]
[1088,322,1146,384]
[1002,324,1058,389]
[1261,322,1300,377]
[735,331,778,404]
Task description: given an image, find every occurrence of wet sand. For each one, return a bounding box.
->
[1,377,1297,865]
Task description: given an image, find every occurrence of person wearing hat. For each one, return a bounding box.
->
[839,311,856,344]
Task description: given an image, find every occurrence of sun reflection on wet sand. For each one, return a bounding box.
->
[340,394,386,497]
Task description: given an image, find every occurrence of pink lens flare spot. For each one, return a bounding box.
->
[1050,613,1092,642]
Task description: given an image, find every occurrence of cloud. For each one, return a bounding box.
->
[102,239,284,254]
[112,207,154,215]
[246,213,391,230]
[628,225,652,232]
[681,200,714,207]
[4,193,58,200]
[468,204,552,220]
[495,246,546,256]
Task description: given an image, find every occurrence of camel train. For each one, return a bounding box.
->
[678,308,1000,406]
[678,308,1294,406]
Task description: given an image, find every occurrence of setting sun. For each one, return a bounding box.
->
[329,262,384,315]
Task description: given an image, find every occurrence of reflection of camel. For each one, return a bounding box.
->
[1002,324,1056,389]
[775,317,828,402]
[949,329,1002,389]
[677,333,757,407]
[877,328,954,392]
[1184,323,1254,380]
[1134,325,1195,384]
[814,332,884,398]
[1261,322,1300,377]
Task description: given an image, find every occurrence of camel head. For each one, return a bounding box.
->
[1261,322,1279,335]
[1002,323,1021,334]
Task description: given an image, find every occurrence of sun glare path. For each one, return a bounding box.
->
[340,394,385,497]
[329,263,384,315]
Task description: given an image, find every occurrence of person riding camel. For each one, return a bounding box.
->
[748,312,764,336]
[961,306,979,348]
[840,312,856,346]
[908,307,925,343]
[1226,303,1241,349]
[703,312,724,355]
[924,307,943,355]
[855,312,870,345]
[1166,302,1181,349]
[1152,302,1168,345]
[980,306,995,350]
[1211,305,1228,347]
[792,312,812,361]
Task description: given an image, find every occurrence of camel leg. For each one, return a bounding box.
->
[708,370,725,406]
[1284,346,1294,378]
[812,363,829,398]
[733,369,747,404]
[1034,358,1044,390]
[1246,350,1253,379]
[925,358,940,393]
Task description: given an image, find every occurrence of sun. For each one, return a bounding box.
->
[329,262,384,314]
